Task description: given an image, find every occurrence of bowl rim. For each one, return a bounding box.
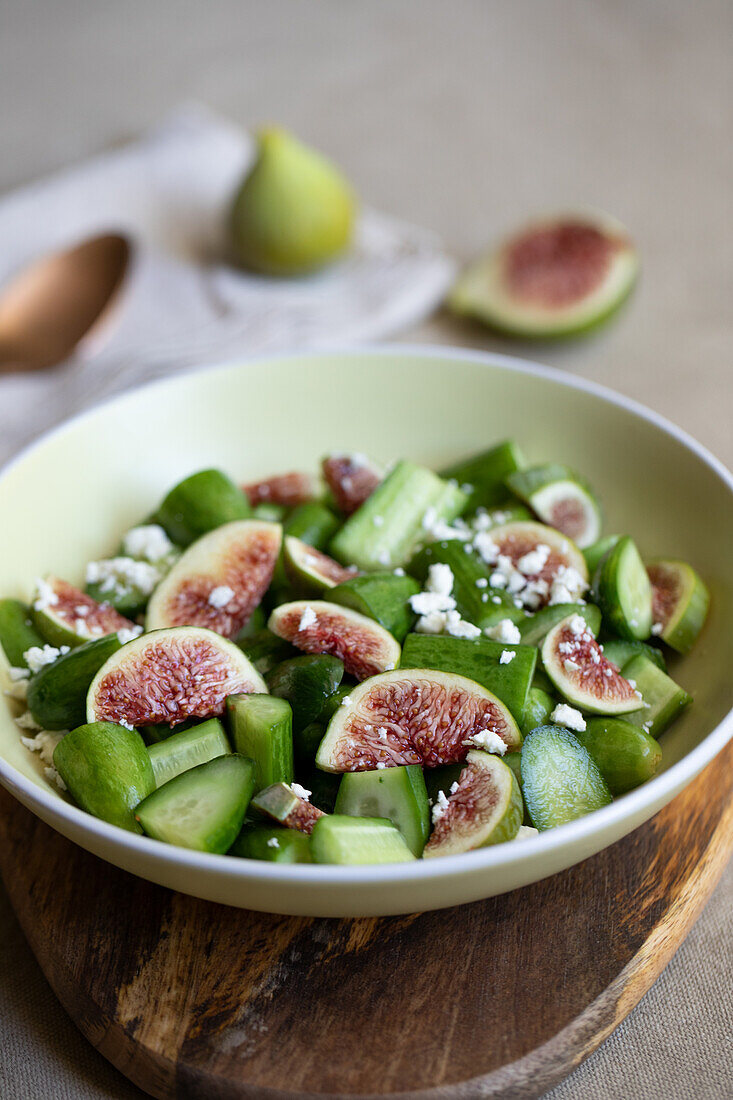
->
[1,342,731,886]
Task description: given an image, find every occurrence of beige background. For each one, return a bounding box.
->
[0,1,731,1097]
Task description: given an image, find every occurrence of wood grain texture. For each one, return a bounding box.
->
[1,741,731,1100]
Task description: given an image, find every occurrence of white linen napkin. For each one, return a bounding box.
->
[0,104,455,463]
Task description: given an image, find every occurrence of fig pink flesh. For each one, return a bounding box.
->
[91,634,259,727]
[504,222,620,308]
[322,454,381,515]
[244,471,314,507]
[48,578,136,636]
[546,497,588,543]
[330,675,515,770]
[425,759,499,852]
[273,605,392,681]
[159,528,280,638]
[492,530,575,607]
[647,564,681,629]
[554,622,638,707]
[284,799,324,835]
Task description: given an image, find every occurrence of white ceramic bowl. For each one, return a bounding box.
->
[1,347,731,917]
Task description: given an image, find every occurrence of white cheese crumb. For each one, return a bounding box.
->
[393,567,406,576]
[515,825,539,841]
[16,710,41,730]
[550,703,587,731]
[485,619,521,645]
[549,566,588,605]
[290,782,311,801]
[44,765,67,791]
[449,780,460,794]
[568,614,589,636]
[473,532,500,565]
[516,544,551,576]
[267,836,280,849]
[372,515,385,527]
[464,729,507,754]
[426,562,454,598]
[298,606,318,631]
[117,626,144,644]
[33,577,59,612]
[651,622,664,636]
[410,591,455,616]
[563,658,581,672]
[20,729,64,764]
[122,524,174,563]
[475,577,488,588]
[445,614,482,640]
[23,644,70,673]
[208,584,236,609]
[499,649,516,665]
[75,605,90,617]
[86,557,160,597]
[431,788,451,824]
[376,761,388,769]
[116,717,135,731]
[8,666,30,682]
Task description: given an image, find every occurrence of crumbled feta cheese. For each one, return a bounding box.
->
[516,544,551,576]
[23,644,70,674]
[32,577,59,612]
[116,717,135,731]
[415,610,449,634]
[117,626,143,644]
[549,566,588,605]
[464,729,507,754]
[75,605,90,617]
[444,613,482,639]
[473,532,500,565]
[568,614,588,636]
[44,766,67,790]
[393,567,406,577]
[449,780,460,794]
[491,594,502,605]
[410,590,455,616]
[20,729,64,763]
[426,562,454,598]
[550,703,587,731]
[122,524,174,563]
[298,606,318,631]
[290,782,311,801]
[86,557,160,596]
[431,789,451,823]
[375,761,388,770]
[372,515,384,527]
[651,622,664,636]
[499,649,516,664]
[16,710,40,730]
[515,825,539,841]
[267,836,280,849]
[475,577,488,589]
[208,585,235,609]
[563,658,581,672]
[8,666,30,682]
[485,619,521,645]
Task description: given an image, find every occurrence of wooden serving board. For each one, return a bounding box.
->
[1,741,731,1100]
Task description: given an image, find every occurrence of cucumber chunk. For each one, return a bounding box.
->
[330,572,420,642]
[620,654,692,738]
[440,441,525,514]
[0,598,45,667]
[147,717,231,788]
[329,460,467,571]
[229,824,312,862]
[574,717,662,795]
[583,535,620,577]
[135,754,256,852]
[266,654,344,732]
[400,632,536,724]
[520,686,556,737]
[54,722,155,832]
[156,469,252,546]
[517,602,601,647]
[237,630,297,675]
[27,634,122,731]
[225,693,294,791]
[593,536,653,640]
[601,637,666,673]
[506,464,601,549]
[310,815,416,864]
[521,725,612,830]
[334,765,430,856]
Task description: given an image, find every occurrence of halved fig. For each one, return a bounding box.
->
[316,669,521,773]
[87,626,266,728]
[322,452,381,515]
[251,781,325,835]
[423,751,522,858]
[268,600,400,682]
[479,521,588,608]
[448,211,638,339]
[146,520,281,638]
[506,465,601,548]
[647,560,710,655]
[541,614,641,715]
[283,535,357,596]
[243,471,316,508]
[32,576,139,647]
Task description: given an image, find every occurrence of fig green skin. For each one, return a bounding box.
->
[271,502,341,592]
[574,717,662,795]
[27,634,123,731]
[265,654,344,733]
[230,128,357,276]
[229,824,312,863]
[156,469,251,547]
[54,722,155,833]
[521,725,613,830]
[424,752,523,858]
[0,598,45,667]
[330,572,420,643]
[647,559,710,655]
[520,686,556,738]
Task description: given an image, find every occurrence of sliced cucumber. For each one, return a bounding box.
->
[408,540,497,631]
[148,717,231,788]
[266,654,343,732]
[620,654,692,738]
[229,824,312,862]
[135,754,256,852]
[424,752,522,858]
[310,815,416,864]
[400,632,536,725]
[440,440,525,514]
[330,572,420,643]
[237,629,297,675]
[225,693,294,791]
[329,460,467,571]
[506,464,601,549]
[334,765,430,856]
[601,637,666,673]
[574,717,662,795]
[54,722,155,832]
[27,634,122,730]
[521,725,612,830]
[520,686,556,737]
[517,602,601,647]
[156,469,252,547]
[647,560,710,655]
[0,598,45,667]
[583,535,620,576]
[593,536,653,640]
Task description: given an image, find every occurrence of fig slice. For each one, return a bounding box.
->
[87,626,266,729]
[243,471,316,508]
[322,452,382,515]
[423,751,523,859]
[32,576,140,647]
[283,535,358,596]
[448,211,638,339]
[146,520,282,638]
[478,521,588,609]
[316,669,521,773]
[647,560,710,655]
[541,613,642,716]
[250,781,325,835]
[506,464,602,548]
[268,600,400,682]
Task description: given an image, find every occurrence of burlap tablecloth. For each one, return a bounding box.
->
[0,2,730,1096]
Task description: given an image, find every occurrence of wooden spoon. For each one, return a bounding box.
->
[0,233,130,373]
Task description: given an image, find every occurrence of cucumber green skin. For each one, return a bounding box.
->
[0,598,45,667]
[310,815,416,864]
[400,632,536,726]
[148,718,231,789]
[574,717,662,795]
[156,469,252,547]
[593,536,653,641]
[330,573,420,643]
[317,685,353,723]
[620,654,692,738]
[140,717,200,745]
[520,687,556,737]
[299,765,342,813]
[583,535,620,577]
[521,725,613,830]
[229,824,312,862]
[329,460,468,572]
[225,693,294,791]
[271,502,341,589]
[518,603,601,647]
[334,765,430,856]
[54,722,155,833]
[475,500,533,526]
[408,540,497,630]
[237,630,297,676]
[423,763,464,807]
[440,441,525,513]
[294,721,326,765]
[28,634,122,731]
[601,637,666,673]
[135,754,256,853]
[266,655,344,733]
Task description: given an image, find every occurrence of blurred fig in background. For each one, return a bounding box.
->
[229,128,357,276]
